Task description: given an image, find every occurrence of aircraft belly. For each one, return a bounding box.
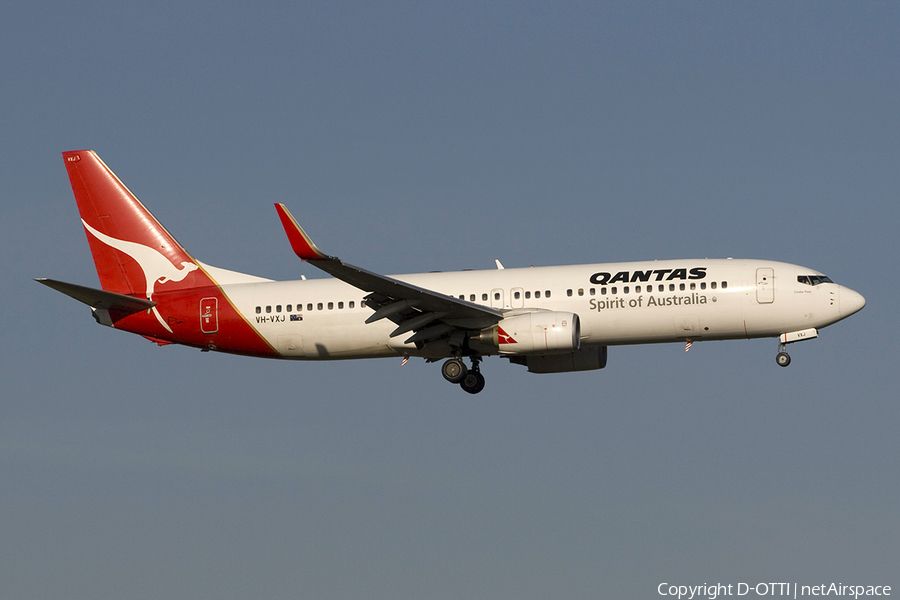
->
[268,327,385,359]
[263,319,395,360]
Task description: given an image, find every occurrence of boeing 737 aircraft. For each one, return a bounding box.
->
[38,150,866,394]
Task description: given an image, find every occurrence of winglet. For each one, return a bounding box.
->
[274,204,329,261]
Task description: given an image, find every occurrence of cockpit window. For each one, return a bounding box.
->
[798,275,834,286]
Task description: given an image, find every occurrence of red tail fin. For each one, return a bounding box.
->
[62,150,200,298]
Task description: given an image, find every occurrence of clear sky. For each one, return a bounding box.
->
[2,2,898,598]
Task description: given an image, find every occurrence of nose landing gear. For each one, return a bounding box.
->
[441,357,486,394]
[774,328,819,367]
[775,341,791,367]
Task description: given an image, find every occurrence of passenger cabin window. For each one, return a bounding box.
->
[567,289,573,297]
[578,289,584,296]
[494,292,500,300]
[266,306,272,313]
[328,302,334,310]
[624,286,630,294]
[287,304,292,312]
[711,282,717,289]
[535,291,541,299]
[276,305,282,313]
[317,303,323,310]
[514,291,521,299]
[470,294,475,302]
[349,301,355,308]
[307,303,313,311]
[722,282,728,289]
[482,293,488,301]
[545,290,551,298]
[338,302,344,309]
[525,291,531,299]
[255,306,261,314]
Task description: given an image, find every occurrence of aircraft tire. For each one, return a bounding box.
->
[776,352,791,367]
[460,371,486,394]
[442,358,468,383]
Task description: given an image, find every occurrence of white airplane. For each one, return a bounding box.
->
[39,150,866,394]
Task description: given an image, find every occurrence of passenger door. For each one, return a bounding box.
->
[200,297,218,333]
[756,268,775,304]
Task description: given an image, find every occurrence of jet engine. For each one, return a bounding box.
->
[469,311,580,355]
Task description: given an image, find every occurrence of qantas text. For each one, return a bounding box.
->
[589,267,707,286]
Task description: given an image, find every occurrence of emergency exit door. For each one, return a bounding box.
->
[491,288,504,309]
[756,268,774,304]
[200,297,218,333]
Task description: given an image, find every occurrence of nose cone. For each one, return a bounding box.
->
[840,286,866,318]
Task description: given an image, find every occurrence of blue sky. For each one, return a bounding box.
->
[2,2,898,598]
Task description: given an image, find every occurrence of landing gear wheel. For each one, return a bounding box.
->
[776,351,791,367]
[441,358,468,383]
[460,371,486,394]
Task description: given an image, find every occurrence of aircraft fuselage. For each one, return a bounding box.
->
[124,258,862,360]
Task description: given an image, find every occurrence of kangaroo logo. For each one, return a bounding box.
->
[497,326,517,344]
[82,220,198,332]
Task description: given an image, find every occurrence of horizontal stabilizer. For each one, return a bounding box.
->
[35,278,155,314]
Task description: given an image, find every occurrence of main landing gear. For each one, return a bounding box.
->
[441,357,486,394]
[775,342,791,367]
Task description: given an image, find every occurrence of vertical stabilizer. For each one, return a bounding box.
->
[62,150,199,298]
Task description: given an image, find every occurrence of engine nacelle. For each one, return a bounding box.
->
[470,311,580,355]
[509,346,608,373]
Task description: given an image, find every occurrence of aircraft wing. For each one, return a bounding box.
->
[274,204,503,345]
